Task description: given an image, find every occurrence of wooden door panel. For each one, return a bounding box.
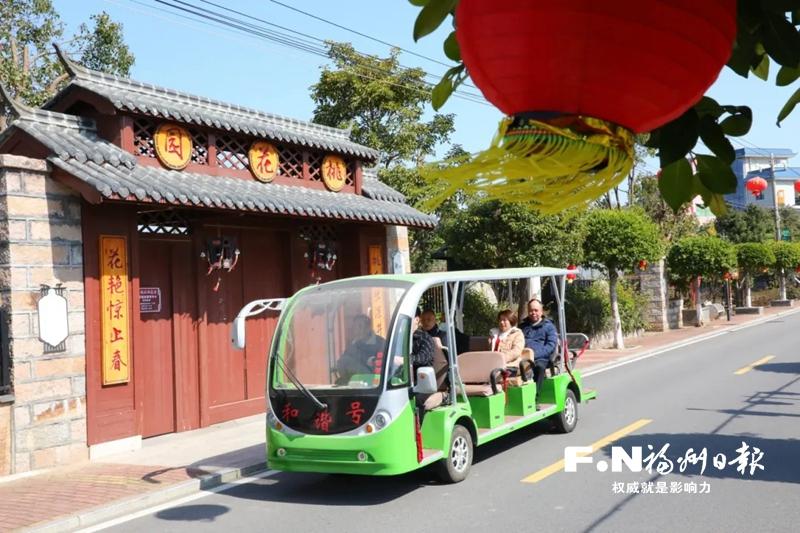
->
[205,231,246,407]
[137,240,176,437]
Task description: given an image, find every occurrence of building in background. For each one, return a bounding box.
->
[727,147,799,210]
[0,49,434,475]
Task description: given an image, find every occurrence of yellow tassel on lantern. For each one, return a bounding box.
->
[421,115,634,213]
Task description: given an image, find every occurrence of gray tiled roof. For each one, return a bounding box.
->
[47,47,379,162]
[0,94,435,228]
[361,167,407,203]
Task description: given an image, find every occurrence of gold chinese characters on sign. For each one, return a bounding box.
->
[100,235,131,385]
[368,245,386,337]
[249,141,280,182]
[154,123,193,170]
[321,155,347,192]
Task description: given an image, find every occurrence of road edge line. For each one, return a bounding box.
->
[583,307,800,377]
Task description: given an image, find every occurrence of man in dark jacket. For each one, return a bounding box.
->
[518,299,558,400]
[420,308,448,348]
[336,314,385,383]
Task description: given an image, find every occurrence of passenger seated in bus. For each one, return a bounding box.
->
[489,309,525,370]
[420,307,470,356]
[518,299,558,397]
[420,308,448,348]
[335,314,385,383]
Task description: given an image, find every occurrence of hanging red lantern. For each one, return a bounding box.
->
[794,180,800,194]
[638,259,649,271]
[566,263,577,283]
[424,0,736,213]
[746,176,768,197]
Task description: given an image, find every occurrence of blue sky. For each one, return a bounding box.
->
[53,0,800,173]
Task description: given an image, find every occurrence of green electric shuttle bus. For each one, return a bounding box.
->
[231,267,596,483]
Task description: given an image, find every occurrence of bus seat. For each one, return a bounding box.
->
[468,336,491,352]
[431,337,449,391]
[419,337,449,411]
[458,351,506,397]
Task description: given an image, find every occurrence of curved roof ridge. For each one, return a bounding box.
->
[54,44,352,141]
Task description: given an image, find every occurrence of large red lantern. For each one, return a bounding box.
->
[746,176,768,197]
[794,180,800,194]
[424,0,736,212]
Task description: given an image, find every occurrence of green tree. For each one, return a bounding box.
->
[441,200,584,271]
[409,1,800,217]
[439,199,584,316]
[310,41,454,170]
[780,206,800,242]
[582,209,662,348]
[667,236,736,326]
[769,241,800,300]
[0,2,134,128]
[735,242,775,307]
[631,174,700,242]
[715,204,775,243]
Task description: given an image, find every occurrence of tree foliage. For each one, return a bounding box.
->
[769,241,800,271]
[736,242,775,275]
[667,236,737,283]
[581,209,662,274]
[715,204,776,243]
[0,2,134,126]
[310,42,454,168]
[409,0,800,217]
[439,199,585,271]
[780,206,800,242]
[630,174,700,242]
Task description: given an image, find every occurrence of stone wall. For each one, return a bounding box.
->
[638,259,669,331]
[0,154,87,475]
[385,225,411,274]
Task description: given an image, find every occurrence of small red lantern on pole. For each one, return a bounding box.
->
[566,264,577,283]
[746,176,768,197]
[638,259,649,271]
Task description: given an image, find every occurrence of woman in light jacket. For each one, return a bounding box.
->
[489,309,525,367]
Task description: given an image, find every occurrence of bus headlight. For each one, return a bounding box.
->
[373,410,391,430]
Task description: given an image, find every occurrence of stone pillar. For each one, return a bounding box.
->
[638,258,668,332]
[385,225,411,274]
[0,154,87,474]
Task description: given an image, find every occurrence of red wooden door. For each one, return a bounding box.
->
[136,240,180,437]
[202,229,289,425]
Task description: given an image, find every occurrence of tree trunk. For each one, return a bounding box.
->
[609,270,625,349]
[614,187,621,209]
[744,275,752,308]
[694,277,703,327]
[779,268,787,300]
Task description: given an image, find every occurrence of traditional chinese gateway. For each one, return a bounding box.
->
[0,48,434,475]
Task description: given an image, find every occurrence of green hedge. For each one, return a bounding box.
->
[565,281,648,337]
[462,288,498,336]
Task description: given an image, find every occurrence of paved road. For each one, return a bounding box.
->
[99,313,800,532]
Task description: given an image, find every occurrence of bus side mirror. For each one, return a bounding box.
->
[413,367,437,394]
[231,316,246,350]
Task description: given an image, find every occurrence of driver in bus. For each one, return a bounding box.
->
[336,314,385,383]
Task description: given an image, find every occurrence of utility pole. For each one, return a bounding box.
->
[771,153,787,301]
[771,153,781,241]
